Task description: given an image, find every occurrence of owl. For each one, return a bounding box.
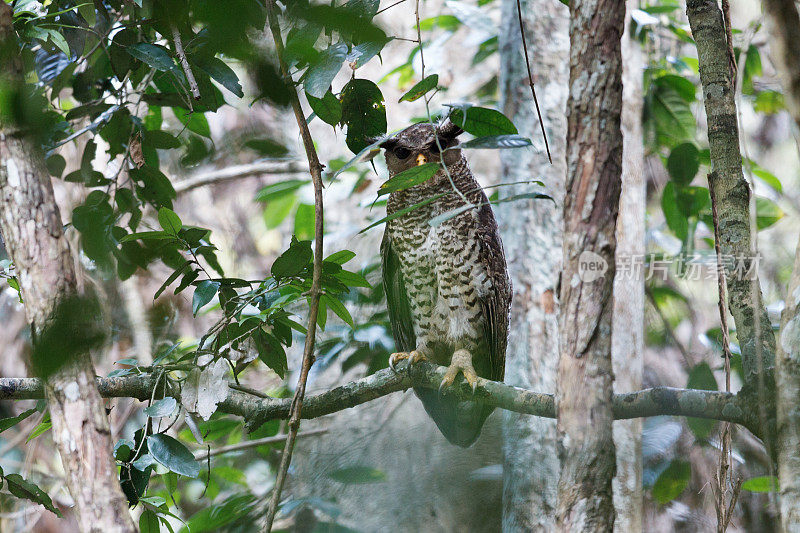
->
[378,120,512,447]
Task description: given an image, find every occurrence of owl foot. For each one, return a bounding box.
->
[439,349,478,394]
[389,350,427,371]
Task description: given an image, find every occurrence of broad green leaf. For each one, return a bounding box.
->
[158,207,182,235]
[155,261,190,300]
[753,90,784,114]
[750,164,782,193]
[756,196,784,230]
[175,110,211,138]
[459,134,532,149]
[26,420,51,442]
[195,56,244,98]
[0,408,36,433]
[651,460,691,504]
[143,397,177,417]
[306,91,342,126]
[139,508,161,533]
[143,130,181,149]
[193,280,220,316]
[256,180,307,202]
[741,476,778,493]
[294,203,316,241]
[661,182,688,241]
[347,38,389,69]
[447,106,517,137]
[399,74,439,103]
[667,142,700,186]
[271,238,313,278]
[686,362,718,439]
[147,434,200,478]
[304,42,347,98]
[243,138,289,157]
[328,466,386,484]
[127,43,175,71]
[262,194,298,229]
[340,78,387,154]
[378,162,439,196]
[325,250,356,265]
[5,473,62,517]
[119,231,172,243]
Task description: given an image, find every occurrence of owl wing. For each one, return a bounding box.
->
[475,199,511,383]
[381,230,417,353]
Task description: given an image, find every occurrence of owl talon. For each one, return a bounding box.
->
[439,349,478,394]
[389,350,426,372]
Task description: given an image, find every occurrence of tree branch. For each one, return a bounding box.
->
[173,160,306,194]
[0,361,757,433]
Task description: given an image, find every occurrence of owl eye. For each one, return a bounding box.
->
[393,147,411,159]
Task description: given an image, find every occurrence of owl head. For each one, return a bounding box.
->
[377,120,464,176]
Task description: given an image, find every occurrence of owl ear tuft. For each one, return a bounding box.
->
[437,119,464,139]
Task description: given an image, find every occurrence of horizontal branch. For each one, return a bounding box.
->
[173,160,307,194]
[0,361,757,435]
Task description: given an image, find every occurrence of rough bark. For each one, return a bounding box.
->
[761,1,800,528]
[685,0,775,388]
[555,0,624,529]
[776,240,800,532]
[0,4,135,532]
[497,0,568,528]
[611,0,644,530]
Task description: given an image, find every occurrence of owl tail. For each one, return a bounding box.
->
[414,387,494,447]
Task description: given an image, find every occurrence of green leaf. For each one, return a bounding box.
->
[304,42,348,98]
[459,134,532,149]
[119,231,173,243]
[243,138,289,157]
[756,196,784,230]
[262,194,298,229]
[340,78,387,154]
[45,154,66,178]
[139,509,161,533]
[27,420,51,442]
[143,130,181,149]
[651,460,691,504]
[294,203,315,241]
[447,106,517,137]
[0,408,36,433]
[271,238,313,279]
[158,207,182,235]
[325,250,356,265]
[256,179,307,202]
[306,91,342,126]
[399,74,439,103]
[175,110,211,138]
[195,56,244,98]
[328,466,386,484]
[359,193,447,233]
[4,473,62,517]
[143,397,177,417]
[667,142,700,186]
[753,90,784,114]
[378,162,439,196]
[661,182,688,241]
[321,293,353,327]
[686,362,718,439]
[193,280,220,316]
[127,43,175,71]
[147,434,200,478]
[155,261,190,300]
[741,476,778,493]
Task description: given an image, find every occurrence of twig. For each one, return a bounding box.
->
[193,428,328,461]
[645,286,693,367]
[709,172,740,532]
[721,0,738,81]
[171,23,201,101]
[173,160,306,194]
[263,1,326,530]
[376,0,409,15]
[515,0,551,164]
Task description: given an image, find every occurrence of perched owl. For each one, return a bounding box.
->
[378,120,512,447]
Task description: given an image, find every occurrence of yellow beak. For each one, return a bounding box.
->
[416,153,428,166]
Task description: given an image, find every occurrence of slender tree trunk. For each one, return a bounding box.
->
[761,1,800,528]
[611,0,644,530]
[0,5,136,532]
[497,0,568,528]
[685,0,776,389]
[555,0,624,529]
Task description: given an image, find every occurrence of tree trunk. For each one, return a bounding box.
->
[0,5,136,532]
[555,0,624,529]
[611,0,644,530]
[685,0,775,389]
[760,1,800,528]
[497,0,568,528]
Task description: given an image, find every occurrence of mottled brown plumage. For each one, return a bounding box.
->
[379,121,511,447]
